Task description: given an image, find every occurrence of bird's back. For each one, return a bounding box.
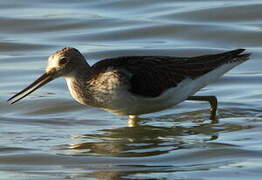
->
[90,49,250,98]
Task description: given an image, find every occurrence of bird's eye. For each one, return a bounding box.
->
[59,58,68,65]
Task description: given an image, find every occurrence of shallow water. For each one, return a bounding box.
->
[1,0,262,179]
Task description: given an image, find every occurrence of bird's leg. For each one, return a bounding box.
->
[129,115,137,119]
[186,96,218,120]
[128,115,139,127]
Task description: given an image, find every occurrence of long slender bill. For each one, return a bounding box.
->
[7,72,55,104]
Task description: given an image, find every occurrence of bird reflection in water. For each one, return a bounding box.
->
[64,110,219,157]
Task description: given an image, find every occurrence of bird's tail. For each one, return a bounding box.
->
[190,49,251,93]
[218,48,251,64]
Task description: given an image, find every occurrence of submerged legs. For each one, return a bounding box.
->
[187,96,218,120]
[128,115,139,127]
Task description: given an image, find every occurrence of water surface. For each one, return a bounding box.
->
[1,0,262,179]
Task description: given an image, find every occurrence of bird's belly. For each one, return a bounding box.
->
[103,93,181,116]
[103,78,197,115]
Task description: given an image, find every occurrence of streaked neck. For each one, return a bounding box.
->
[64,66,92,105]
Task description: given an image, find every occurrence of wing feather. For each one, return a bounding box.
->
[91,49,249,97]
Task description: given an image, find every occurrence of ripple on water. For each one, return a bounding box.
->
[1,0,262,179]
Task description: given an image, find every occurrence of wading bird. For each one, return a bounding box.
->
[8,48,250,121]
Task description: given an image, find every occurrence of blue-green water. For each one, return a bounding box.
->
[1,1,262,179]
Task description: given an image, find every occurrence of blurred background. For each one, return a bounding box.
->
[1,0,262,179]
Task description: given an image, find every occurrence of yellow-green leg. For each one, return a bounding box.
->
[187,96,218,120]
[128,115,138,127]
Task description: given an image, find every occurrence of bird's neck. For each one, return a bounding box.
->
[71,65,92,79]
[64,66,94,105]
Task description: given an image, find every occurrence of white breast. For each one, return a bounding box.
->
[65,77,87,105]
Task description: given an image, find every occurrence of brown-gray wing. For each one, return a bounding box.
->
[91,49,249,97]
[128,49,249,97]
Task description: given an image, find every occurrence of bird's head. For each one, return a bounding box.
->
[7,47,87,104]
[46,47,87,77]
